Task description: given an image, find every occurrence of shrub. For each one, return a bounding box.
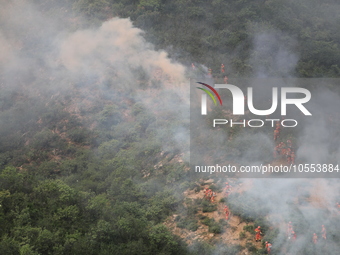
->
[201,200,217,213]
[177,216,199,231]
[218,219,229,229]
[239,231,246,240]
[243,225,254,234]
[201,217,223,234]
[228,192,270,222]
[201,217,213,226]
[245,242,257,252]
[209,224,222,234]
[198,214,206,220]
[187,204,198,217]
[67,128,90,144]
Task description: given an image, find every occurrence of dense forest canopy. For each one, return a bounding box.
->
[0,0,340,254]
[75,0,340,77]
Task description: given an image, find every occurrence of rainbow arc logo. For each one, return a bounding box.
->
[196,82,223,106]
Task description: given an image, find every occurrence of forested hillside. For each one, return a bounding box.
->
[0,0,340,254]
[73,0,340,77]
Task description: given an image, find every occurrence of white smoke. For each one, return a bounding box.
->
[59,18,186,85]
